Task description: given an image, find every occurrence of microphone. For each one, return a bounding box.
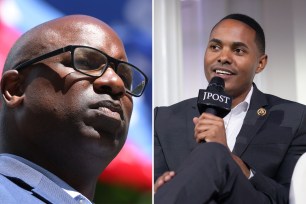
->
[197,77,232,118]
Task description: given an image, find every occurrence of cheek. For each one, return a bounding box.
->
[23,78,85,122]
[24,80,58,113]
[203,55,211,77]
[204,51,216,73]
[203,52,210,67]
[18,83,64,136]
[237,59,258,79]
[122,96,133,123]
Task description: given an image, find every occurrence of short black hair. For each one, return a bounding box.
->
[214,13,265,54]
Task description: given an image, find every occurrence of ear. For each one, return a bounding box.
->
[255,54,268,74]
[1,70,25,108]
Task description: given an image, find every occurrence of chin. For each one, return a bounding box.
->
[91,129,126,151]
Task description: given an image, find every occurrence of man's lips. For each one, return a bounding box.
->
[89,100,124,121]
[211,67,236,79]
[212,67,235,76]
[96,106,121,121]
[85,100,126,138]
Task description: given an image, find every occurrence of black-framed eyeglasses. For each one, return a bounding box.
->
[13,45,148,97]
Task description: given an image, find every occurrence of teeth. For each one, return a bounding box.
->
[216,70,231,75]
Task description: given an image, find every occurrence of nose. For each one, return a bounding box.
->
[93,67,126,98]
[217,49,232,65]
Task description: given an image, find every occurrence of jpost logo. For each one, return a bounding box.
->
[203,92,231,104]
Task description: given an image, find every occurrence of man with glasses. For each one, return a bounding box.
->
[0,15,147,203]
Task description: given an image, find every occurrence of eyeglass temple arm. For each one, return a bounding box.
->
[14,46,72,70]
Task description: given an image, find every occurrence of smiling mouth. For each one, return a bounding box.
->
[215,69,233,76]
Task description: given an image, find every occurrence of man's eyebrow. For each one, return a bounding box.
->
[209,38,222,44]
[209,38,249,48]
[232,41,248,49]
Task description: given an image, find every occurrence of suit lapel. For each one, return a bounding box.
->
[0,155,78,204]
[31,176,79,204]
[186,99,200,150]
[233,84,269,157]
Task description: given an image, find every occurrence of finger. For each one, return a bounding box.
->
[164,175,172,181]
[154,179,164,192]
[196,120,225,132]
[154,171,176,193]
[157,179,164,186]
[193,117,199,125]
[164,171,175,180]
[194,123,211,135]
[195,128,222,142]
[195,116,213,126]
[201,112,222,120]
[195,131,207,143]
[168,171,175,177]
[159,171,174,182]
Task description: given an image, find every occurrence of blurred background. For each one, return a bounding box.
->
[0,0,152,203]
[154,0,306,107]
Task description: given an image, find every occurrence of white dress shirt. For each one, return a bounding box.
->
[223,86,254,178]
[223,86,253,151]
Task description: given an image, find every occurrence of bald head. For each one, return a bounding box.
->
[0,15,135,199]
[3,15,125,73]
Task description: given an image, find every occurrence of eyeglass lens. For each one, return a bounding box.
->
[73,47,146,96]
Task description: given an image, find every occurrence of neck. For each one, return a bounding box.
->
[31,152,108,200]
[34,152,104,200]
[230,85,252,108]
[3,142,109,200]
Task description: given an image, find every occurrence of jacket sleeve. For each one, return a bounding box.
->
[250,106,306,204]
[154,107,169,182]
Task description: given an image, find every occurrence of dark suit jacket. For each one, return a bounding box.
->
[154,84,306,203]
[0,154,79,204]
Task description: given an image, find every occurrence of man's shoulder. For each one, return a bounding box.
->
[0,174,20,203]
[264,92,306,110]
[257,91,306,125]
[253,85,306,111]
[0,173,42,204]
[154,98,198,126]
[0,154,78,204]
[155,97,198,114]
[0,155,39,203]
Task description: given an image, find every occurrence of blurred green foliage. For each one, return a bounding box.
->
[94,182,152,204]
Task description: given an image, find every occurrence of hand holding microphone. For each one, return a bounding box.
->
[197,76,232,117]
[193,77,232,144]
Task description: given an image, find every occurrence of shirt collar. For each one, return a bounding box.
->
[231,85,253,115]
